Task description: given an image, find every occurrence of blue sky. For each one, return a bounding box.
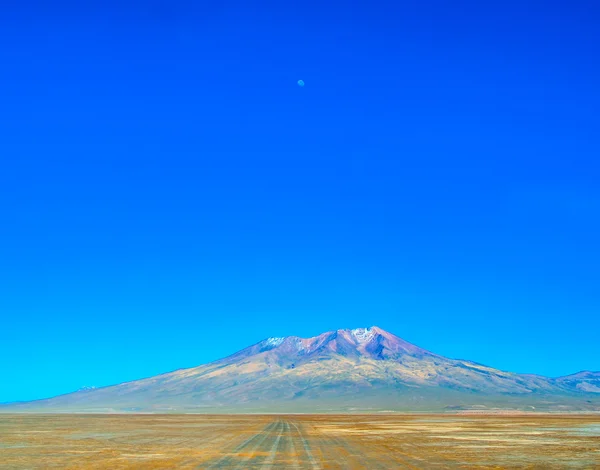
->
[1,1,599,402]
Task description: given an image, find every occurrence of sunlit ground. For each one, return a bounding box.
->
[1,413,599,468]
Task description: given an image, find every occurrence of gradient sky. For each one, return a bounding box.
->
[1,1,599,403]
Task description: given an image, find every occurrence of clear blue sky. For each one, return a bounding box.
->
[1,1,599,403]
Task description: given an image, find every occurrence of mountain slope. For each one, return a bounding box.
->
[4,327,599,412]
[554,371,600,393]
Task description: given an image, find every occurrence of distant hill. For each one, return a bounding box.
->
[3,326,599,413]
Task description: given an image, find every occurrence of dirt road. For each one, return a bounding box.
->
[1,413,599,468]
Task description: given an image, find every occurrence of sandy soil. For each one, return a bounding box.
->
[1,413,599,468]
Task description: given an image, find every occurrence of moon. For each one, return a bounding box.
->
[297,79,305,87]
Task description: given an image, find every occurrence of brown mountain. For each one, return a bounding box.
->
[4,327,599,412]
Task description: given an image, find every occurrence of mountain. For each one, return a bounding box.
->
[3,326,599,413]
[555,371,600,394]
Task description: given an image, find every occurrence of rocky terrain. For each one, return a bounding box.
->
[3,327,599,412]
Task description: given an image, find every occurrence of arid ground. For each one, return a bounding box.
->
[1,414,599,469]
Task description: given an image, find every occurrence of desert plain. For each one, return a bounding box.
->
[1,413,599,469]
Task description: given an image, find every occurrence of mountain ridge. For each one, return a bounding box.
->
[2,326,599,413]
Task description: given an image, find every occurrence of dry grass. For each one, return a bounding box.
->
[1,413,599,468]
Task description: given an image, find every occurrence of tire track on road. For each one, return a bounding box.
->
[231,420,284,470]
[284,421,301,469]
[203,420,279,469]
[178,425,249,467]
[289,421,320,469]
[258,419,284,469]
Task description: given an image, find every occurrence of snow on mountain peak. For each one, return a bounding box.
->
[265,337,284,347]
[351,327,376,343]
